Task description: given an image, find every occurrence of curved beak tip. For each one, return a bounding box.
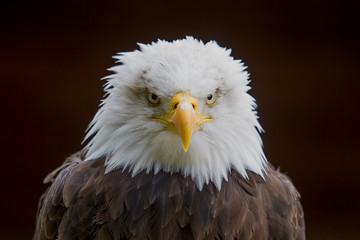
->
[182,139,190,152]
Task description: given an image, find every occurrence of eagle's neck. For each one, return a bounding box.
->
[84,117,267,190]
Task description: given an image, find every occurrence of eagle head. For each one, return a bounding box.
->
[84,37,266,190]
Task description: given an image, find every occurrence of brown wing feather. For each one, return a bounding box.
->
[34,152,305,240]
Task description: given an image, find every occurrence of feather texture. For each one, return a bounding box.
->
[34,152,305,240]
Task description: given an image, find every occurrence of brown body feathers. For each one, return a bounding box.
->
[34,152,305,240]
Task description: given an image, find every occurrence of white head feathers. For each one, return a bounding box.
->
[83,36,267,190]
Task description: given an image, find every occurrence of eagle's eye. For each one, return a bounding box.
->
[148,92,160,105]
[206,92,217,106]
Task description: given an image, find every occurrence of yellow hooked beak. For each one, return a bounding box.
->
[151,92,212,152]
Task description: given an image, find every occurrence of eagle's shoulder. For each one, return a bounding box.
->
[249,164,305,240]
[218,165,303,240]
[33,152,111,240]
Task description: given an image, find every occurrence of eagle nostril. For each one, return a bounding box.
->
[174,102,179,110]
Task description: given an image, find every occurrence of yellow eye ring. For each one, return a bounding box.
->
[148,92,160,105]
[206,92,217,106]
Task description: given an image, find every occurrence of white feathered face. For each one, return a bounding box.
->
[84,37,266,190]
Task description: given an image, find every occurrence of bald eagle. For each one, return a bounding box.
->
[34,37,305,240]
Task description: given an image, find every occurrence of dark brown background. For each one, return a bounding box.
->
[1,0,359,239]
